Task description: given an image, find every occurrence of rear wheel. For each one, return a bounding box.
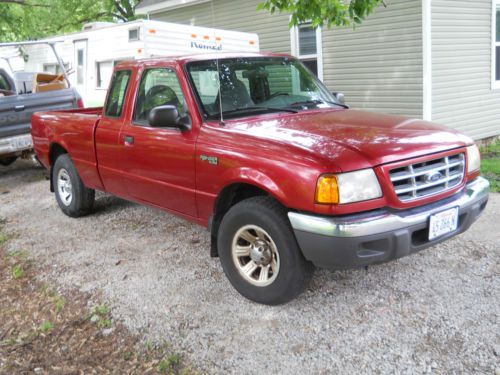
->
[53,154,95,217]
[0,156,17,166]
[218,196,313,305]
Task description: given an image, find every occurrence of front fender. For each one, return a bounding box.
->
[218,167,288,204]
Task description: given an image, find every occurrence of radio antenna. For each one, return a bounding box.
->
[211,0,224,126]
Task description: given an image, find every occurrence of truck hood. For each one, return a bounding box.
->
[227,109,472,171]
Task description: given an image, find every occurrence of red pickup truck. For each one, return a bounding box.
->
[32,53,489,305]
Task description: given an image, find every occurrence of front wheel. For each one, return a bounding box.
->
[53,154,95,217]
[217,196,314,305]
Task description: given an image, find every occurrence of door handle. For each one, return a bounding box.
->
[124,135,134,145]
[14,105,25,112]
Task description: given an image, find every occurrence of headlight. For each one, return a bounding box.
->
[466,145,480,173]
[315,169,383,204]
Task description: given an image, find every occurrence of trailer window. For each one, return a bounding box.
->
[104,70,131,118]
[43,63,69,75]
[97,59,133,89]
[134,68,186,124]
[97,61,114,89]
[129,28,140,41]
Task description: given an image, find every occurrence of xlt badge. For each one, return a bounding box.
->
[200,155,218,165]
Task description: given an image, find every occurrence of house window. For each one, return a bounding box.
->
[129,28,140,41]
[495,2,500,85]
[291,23,323,80]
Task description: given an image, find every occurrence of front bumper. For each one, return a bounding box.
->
[288,177,490,270]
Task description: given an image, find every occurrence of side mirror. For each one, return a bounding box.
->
[332,92,346,106]
[148,105,181,128]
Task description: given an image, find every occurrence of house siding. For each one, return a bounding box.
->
[322,0,423,117]
[151,0,424,118]
[432,0,500,140]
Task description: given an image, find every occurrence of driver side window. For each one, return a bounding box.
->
[134,68,186,124]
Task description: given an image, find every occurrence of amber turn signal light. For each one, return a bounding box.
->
[315,175,339,204]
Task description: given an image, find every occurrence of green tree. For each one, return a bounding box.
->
[0,0,142,42]
[258,0,387,28]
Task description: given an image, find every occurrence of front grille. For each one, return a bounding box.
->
[389,153,465,202]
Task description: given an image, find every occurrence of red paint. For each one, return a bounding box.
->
[31,53,478,227]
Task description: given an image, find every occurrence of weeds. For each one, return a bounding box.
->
[38,321,54,333]
[158,354,181,374]
[89,303,112,328]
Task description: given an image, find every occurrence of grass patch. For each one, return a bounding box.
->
[480,140,500,193]
[0,246,196,374]
[0,233,8,246]
[12,265,24,279]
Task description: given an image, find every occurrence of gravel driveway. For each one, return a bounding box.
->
[1,160,499,374]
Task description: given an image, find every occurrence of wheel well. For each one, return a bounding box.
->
[49,143,68,166]
[48,144,68,192]
[209,183,269,257]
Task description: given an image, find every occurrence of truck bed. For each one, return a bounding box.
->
[31,107,104,190]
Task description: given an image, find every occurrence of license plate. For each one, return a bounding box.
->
[428,207,459,240]
[11,136,32,150]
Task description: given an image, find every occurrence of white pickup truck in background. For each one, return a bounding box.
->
[0,41,82,166]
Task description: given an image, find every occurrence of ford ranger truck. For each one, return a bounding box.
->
[31,53,490,305]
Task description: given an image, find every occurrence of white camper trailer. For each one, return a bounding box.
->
[15,20,260,106]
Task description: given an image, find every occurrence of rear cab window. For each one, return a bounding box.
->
[104,70,132,118]
[0,72,12,92]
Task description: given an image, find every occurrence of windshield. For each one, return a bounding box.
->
[186,57,341,119]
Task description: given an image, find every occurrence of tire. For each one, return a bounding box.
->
[217,196,314,305]
[52,154,95,217]
[0,156,17,166]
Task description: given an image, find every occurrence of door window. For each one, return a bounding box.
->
[104,70,131,118]
[134,68,186,124]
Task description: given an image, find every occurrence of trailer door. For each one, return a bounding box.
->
[73,40,87,98]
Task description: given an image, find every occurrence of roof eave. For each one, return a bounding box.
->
[135,0,211,15]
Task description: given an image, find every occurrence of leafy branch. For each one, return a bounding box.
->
[258,0,387,28]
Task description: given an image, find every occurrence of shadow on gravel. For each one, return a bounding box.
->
[0,159,46,192]
[93,194,136,216]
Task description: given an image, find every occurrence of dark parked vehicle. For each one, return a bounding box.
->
[0,41,82,166]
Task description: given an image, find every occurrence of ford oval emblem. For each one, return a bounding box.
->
[424,171,443,183]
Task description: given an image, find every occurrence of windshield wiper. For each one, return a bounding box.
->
[289,99,349,109]
[209,106,299,119]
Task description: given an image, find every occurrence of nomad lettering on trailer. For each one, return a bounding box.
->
[200,155,218,165]
[190,41,222,51]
